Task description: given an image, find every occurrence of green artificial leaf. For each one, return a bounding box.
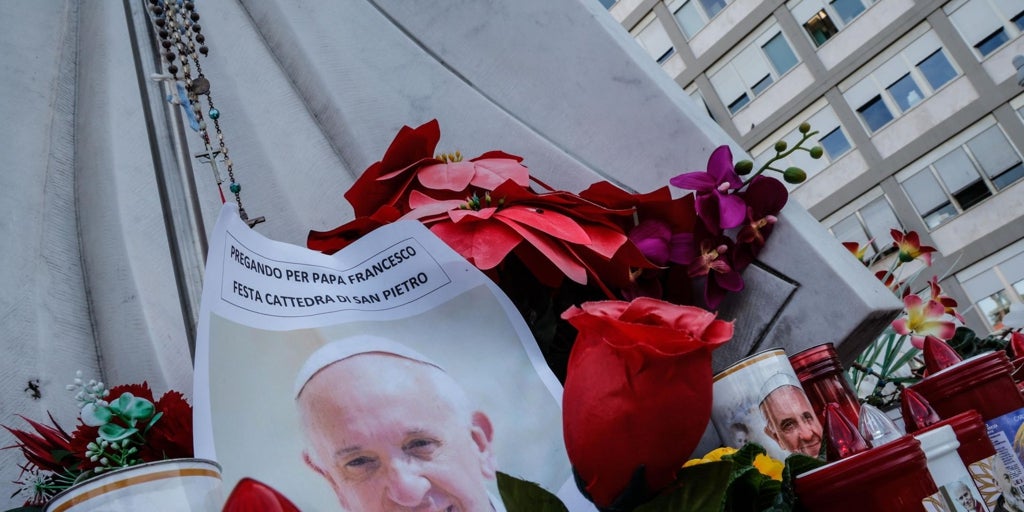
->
[635,461,732,512]
[496,471,568,512]
[113,392,155,421]
[80,402,113,427]
[764,453,826,512]
[98,423,138,442]
[144,411,164,433]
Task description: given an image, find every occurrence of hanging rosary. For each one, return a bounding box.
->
[146,0,264,228]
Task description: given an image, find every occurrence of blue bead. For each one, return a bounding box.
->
[208,108,220,119]
[229,182,241,194]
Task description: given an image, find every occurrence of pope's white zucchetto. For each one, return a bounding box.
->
[293,335,443,399]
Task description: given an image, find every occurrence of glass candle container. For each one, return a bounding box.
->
[789,343,861,426]
[913,411,999,510]
[794,435,938,512]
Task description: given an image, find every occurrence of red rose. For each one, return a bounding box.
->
[561,297,732,508]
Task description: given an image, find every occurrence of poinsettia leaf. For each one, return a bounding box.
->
[635,461,732,512]
[469,159,530,190]
[501,221,588,284]
[417,161,475,191]
[496,472,568,512]
[430,221,521,270]
[98,423,137,442]
[496,207,591,244]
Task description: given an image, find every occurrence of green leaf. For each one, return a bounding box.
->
[496,472,568,512]
[767,453,826,512]
[98,423,138,442]
[113,393,155,421]
[635,461,732,512]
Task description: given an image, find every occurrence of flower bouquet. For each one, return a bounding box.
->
[3,372,193,511]
[308,120,829,510]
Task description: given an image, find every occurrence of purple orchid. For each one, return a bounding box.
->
[669,225,743,309]
[733,176,788,270]
[670,145,747,232]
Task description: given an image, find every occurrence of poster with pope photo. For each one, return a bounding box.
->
[193,204,595,511]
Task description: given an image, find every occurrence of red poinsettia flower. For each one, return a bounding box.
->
[344,120,441,217]
[223,478,300,512]
[891,229,937,266]
[410,180,652,296]
[892,294,956,349]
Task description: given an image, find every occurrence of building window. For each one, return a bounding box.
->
[887,74,923,112]
[948,0,1024,59]
[917,50,957,90]
[975,28,1010,56]
[831,0,867,23]
[669,0,733,39]
[763,33,799,74]
[804,10,839,46]
[598,0,617,8]
[728,94,751,114]
[900,122,1023,228]
[789,0,874,46]
[843,30,959,133]
[857,96,894,132]
[960,244,1024,332]
[632,14,675,64]
[827,194,902,260]
[820,127,852,159]
[708,25,801,115]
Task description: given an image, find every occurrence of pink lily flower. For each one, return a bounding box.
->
[892,294,957,349]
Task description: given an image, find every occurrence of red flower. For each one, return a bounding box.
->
[140,390,193,461]
[413,181,651,296]
[344,120,441,217]
[891,229,937,266]
[223,477,300,512]
[561,298,733,508]
[3,413,78,474]
[927,276,964,323]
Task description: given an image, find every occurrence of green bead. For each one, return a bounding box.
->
[208,108,220,119]
[229,182,241,194]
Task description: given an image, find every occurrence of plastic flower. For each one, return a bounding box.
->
[891,229,937,266]
[683,446,738,467]
[670,145,747,231]
[753,453,784,481]
[927,276,964,323]
[842,241,871,263]
[561,298,732,508]
[892,294,956,349]
[670,227,743,309]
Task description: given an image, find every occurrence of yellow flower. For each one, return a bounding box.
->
[682,447,738,468]
[753,453,784,481]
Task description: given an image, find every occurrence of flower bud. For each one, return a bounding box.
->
[774,140,788,153]
[809,146,824,159]
[783,167,806,183]
[799,122,812,134]
[734,160,754,175]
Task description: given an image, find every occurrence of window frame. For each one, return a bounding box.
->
[789,0,875,47]
[708,24,802,116]
[668,0,734,40]
[898,121,1024,229]
[947,0,1024,59]
[843,30,959,134]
